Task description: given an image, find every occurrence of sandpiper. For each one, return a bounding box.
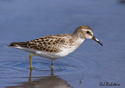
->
[7,25,103,69]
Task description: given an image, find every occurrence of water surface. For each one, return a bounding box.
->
[0,0,125,88]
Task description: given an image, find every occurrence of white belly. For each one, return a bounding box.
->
[37,45,78,60]
[15,45,77,61]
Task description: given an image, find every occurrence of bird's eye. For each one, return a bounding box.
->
[86,31,90,34]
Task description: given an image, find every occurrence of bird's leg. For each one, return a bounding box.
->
[51,60,54,69]
[29,53,36,69]
[29,68,32,82]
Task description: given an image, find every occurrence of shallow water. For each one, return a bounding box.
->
[0,0,125,88]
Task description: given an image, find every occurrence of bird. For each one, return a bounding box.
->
[6,25,103,69]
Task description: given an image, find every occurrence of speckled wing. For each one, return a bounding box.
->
[8,34,70,53]
[28,35,67,52]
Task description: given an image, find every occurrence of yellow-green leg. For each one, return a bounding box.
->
[29,68,32,82]
[29,53,36,69]
[51,60,54,69]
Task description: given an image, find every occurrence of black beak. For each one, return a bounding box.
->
[92,36,103,46]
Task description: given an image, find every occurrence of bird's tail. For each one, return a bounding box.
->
[6,42,29,48]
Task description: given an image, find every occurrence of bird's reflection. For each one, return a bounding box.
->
[6,68,73,88]
[119,0,125,4]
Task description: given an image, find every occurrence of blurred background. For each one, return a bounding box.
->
[0,0,125,88]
